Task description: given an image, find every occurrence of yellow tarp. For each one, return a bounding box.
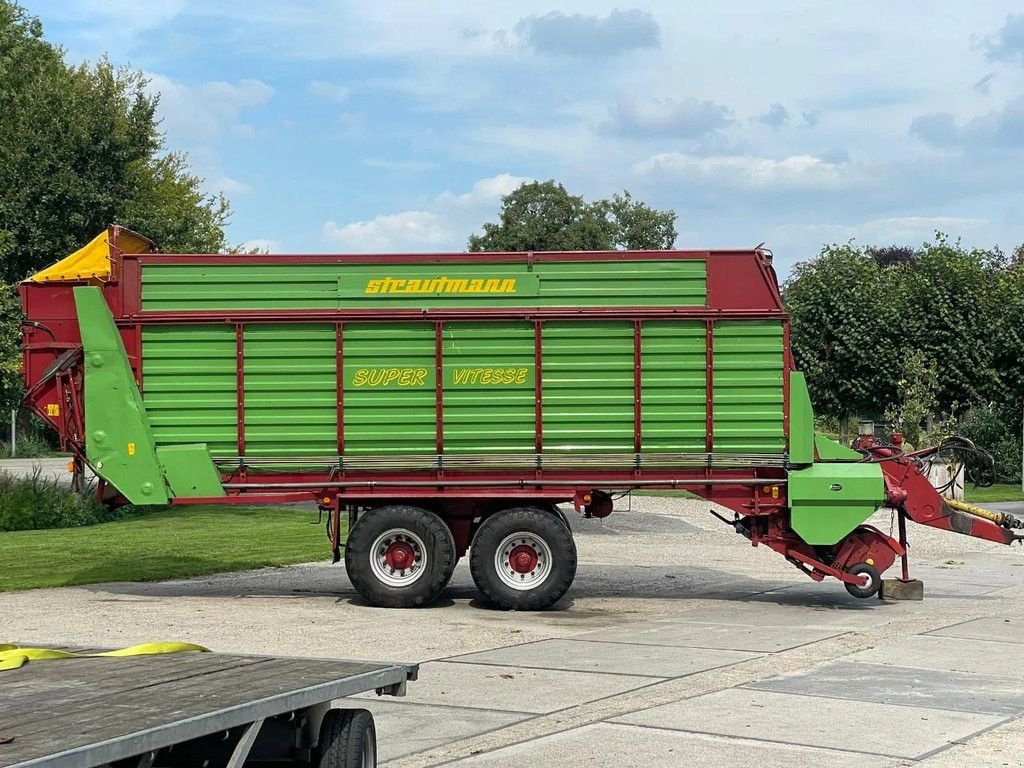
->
[26,227,156,283]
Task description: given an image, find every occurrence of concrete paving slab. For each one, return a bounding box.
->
[364,660,657,714]
[848,634,1024,678]
[345,699,529,763]
[613,687,1003,759]
[927,616,1024,645]
[572,619,843,652]
[446,722,908,768]
[449,638,758,678]
[748,660,1024,716]
[651,598,893,629]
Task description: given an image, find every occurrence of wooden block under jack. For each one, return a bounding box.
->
[880,578,925,600]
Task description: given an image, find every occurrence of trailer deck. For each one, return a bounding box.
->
[0,647,416,768]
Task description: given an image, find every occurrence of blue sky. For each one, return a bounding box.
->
[30,1,1024,275]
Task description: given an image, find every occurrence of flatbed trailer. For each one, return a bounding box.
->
[19,227,1023,611]
[0,645,416,768]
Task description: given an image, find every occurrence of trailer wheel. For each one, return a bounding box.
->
[470,507,577,610]
[316,708,376,768]
[345,505,456,608]
[844,562,881,599]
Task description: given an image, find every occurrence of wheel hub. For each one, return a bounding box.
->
[494,532,553,591]
[369,528,427,587]
[384,541,415,571]
[508,544,538,574]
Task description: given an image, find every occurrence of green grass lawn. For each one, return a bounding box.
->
[965,484,1024,504]
[0,505,339,592]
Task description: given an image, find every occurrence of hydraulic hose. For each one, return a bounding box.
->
[943,497,1024,530]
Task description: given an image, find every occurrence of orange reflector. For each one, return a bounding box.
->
[323,497,331,505]
[67,461,75,473]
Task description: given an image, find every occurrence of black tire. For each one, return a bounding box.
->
[344,505,456,608]
[844,562,881,599]
[316,709,376,768]
[470,507,577,610]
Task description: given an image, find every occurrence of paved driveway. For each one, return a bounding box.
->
[1,472,1023,766]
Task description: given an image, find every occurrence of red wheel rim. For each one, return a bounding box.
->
[384,541,416,571]
[508,544,539,574]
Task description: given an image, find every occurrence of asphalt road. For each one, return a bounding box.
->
[2,460,1023,767]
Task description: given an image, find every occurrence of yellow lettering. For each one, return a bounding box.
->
[483,279,499,292]
[515,368,527,384]
[502,369,515,384]
[353,369,368,386]
[467,279,484,292]
[365,279,382,294]
[413,368,427,385]
[398,369,412,386]
[499,278,516,293]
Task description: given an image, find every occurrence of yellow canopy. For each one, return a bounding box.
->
[26,226,157,283]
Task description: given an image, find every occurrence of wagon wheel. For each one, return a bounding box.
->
[315,709,376,768]
[344,505,456,608]
[469,507,577,610]
[844,562,881,599]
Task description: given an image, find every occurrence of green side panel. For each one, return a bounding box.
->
[543,321,634,452]
[157,444,225,497]
[244,324,337,457]
[74,286,169,504]
[141,260,707,311]
[814,433,863,460]
[641,321,706,452]
[713,320,785,454]
[142,325,237,458]
[344,323,435,455]
[442,322,535,454]
[788,462,884,545]
[789,371,814,465]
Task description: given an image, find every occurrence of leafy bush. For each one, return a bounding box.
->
[953,404,1022,484]
[0,469,140,531]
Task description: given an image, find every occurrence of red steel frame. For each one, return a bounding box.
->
[20,241,791,521]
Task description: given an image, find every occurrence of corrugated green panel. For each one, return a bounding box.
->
[713,321,785,454]
[142,325,237,457]
[443,322,535,454]
[641,321,706,452]
[244,324,337,457]
[543,321,634,452]
[141,260,707,311]
[344,323,435,455]
[143,265,342,311]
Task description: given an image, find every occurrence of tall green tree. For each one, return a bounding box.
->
[0,1,235,412]
[784,236,1023,480]
[0,1,231,285]
[468,181,676,252]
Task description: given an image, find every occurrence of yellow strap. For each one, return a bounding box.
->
[0,642,210,671]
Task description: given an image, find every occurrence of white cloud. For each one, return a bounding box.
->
[603,96,733,138]
[363,158,438,173]
[307,80,351,102]
[323,211,450,251]
[145,73,274,144]
[634,152,851,189]
[321,173,530,251]
[436,173,532,207]
[208,176,253,196]
[777,216,989,244]
[241,238,279,252]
